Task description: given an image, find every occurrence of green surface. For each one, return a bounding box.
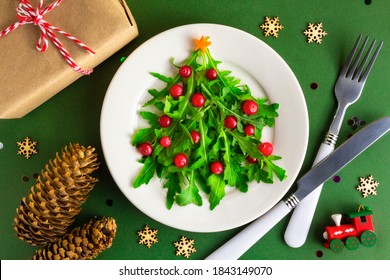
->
[0,0,389,260]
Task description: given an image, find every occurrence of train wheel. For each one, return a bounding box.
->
[329,239,344,253]
[345,236,359,250]
[360,230,377,247]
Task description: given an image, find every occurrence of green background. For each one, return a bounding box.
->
[1,0,389,260]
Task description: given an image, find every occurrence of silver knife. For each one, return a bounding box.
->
[206,116,390,260]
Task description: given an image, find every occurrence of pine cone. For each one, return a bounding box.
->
[14,143,100,246]
[32,217,117,260]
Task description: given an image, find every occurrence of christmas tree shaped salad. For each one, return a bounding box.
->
[132,36,286,210]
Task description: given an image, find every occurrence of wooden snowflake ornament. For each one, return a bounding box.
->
[17,137,38,159]
[357,175,379,198]
[304,23,327,43]
[137,225,158,248]
[174,236,196,258]
[260,17,284,38]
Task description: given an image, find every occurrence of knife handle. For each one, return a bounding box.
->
[284,142,335,248]
[206,201,291,260]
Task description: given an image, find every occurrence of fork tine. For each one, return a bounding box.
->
[340,35,362,77]
[346,36,369,78]
[359,40,383,83]
[353,38,376,80]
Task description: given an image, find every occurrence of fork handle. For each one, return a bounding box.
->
[283,142,335,248]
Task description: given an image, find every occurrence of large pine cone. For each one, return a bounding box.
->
[14,144,100,246]
[32,217,117,260]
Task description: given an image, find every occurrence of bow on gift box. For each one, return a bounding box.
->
[0,0,95,75]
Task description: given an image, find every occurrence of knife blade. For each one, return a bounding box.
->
[206,116,390,260]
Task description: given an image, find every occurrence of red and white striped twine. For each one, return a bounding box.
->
[0,0,95,75]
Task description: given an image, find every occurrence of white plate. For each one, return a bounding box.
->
[100,24,309,232]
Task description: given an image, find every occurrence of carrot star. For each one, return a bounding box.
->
[194,36,211,53]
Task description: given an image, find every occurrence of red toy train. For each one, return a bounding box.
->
[323,205,377,253]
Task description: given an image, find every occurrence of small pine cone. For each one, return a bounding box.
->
[14,144,100,246]
[32,217,117,260]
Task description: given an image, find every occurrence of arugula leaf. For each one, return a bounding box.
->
[150,72,174,84]
[132,127,155,146]
[235,166,249,192]
[175,170,203,207]
[133,157,157,188]
[247,162,273,183]
[191,119,212,173]
[207,174,225,210]
[139,111,159,127]
[223,160,236,186]
[264,156,287,181]
[163,172,181,209]
[221,130,237,186]
[229,130,262,159]
[155,101,165,111]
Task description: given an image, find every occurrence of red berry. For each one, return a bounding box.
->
[191,93,206,107]
[206,68,218,80]
[224,115,237,129]
[158,115,172,127]
[138,142,153,156]
[190,130,201,144]
[170,84,184,99]
[244,124,255,136]
[246,156,257,164]
[210,161,224,174]
[179,65,192,78]
[174,153,188,168]
[242,100,258,115]
[259,142,273,156]
[159,136,171,148]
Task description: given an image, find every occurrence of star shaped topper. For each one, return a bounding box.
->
[194,36,211,53]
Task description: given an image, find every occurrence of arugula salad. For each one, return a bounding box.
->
[132,36,286,210]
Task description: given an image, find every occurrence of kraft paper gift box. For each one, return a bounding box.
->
[0,0,138,119]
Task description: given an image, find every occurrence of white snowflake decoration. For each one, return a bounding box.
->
[357,175,379,198]
[17,137,38,159]
[260,17,284,38]
[303,22,327,44]
[174,236,196,258]
[137,225,158,248]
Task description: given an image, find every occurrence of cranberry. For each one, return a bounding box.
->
[210,161,224,174]
[191,93,206,107]
[244,124,255,136]
[138,142,153,156]
[174,153,188,168]
[246,156,257,164]
[190,130,201,144]
[159,136,171,148]
[259,142,273,156]
[179,65,192,78]
[206,68,218,80]
[224,115,237,129]
[242,100,258,115]
[170,84,184,99]
[158,115,172,127]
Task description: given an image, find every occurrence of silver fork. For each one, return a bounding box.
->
[284,35,383,248]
